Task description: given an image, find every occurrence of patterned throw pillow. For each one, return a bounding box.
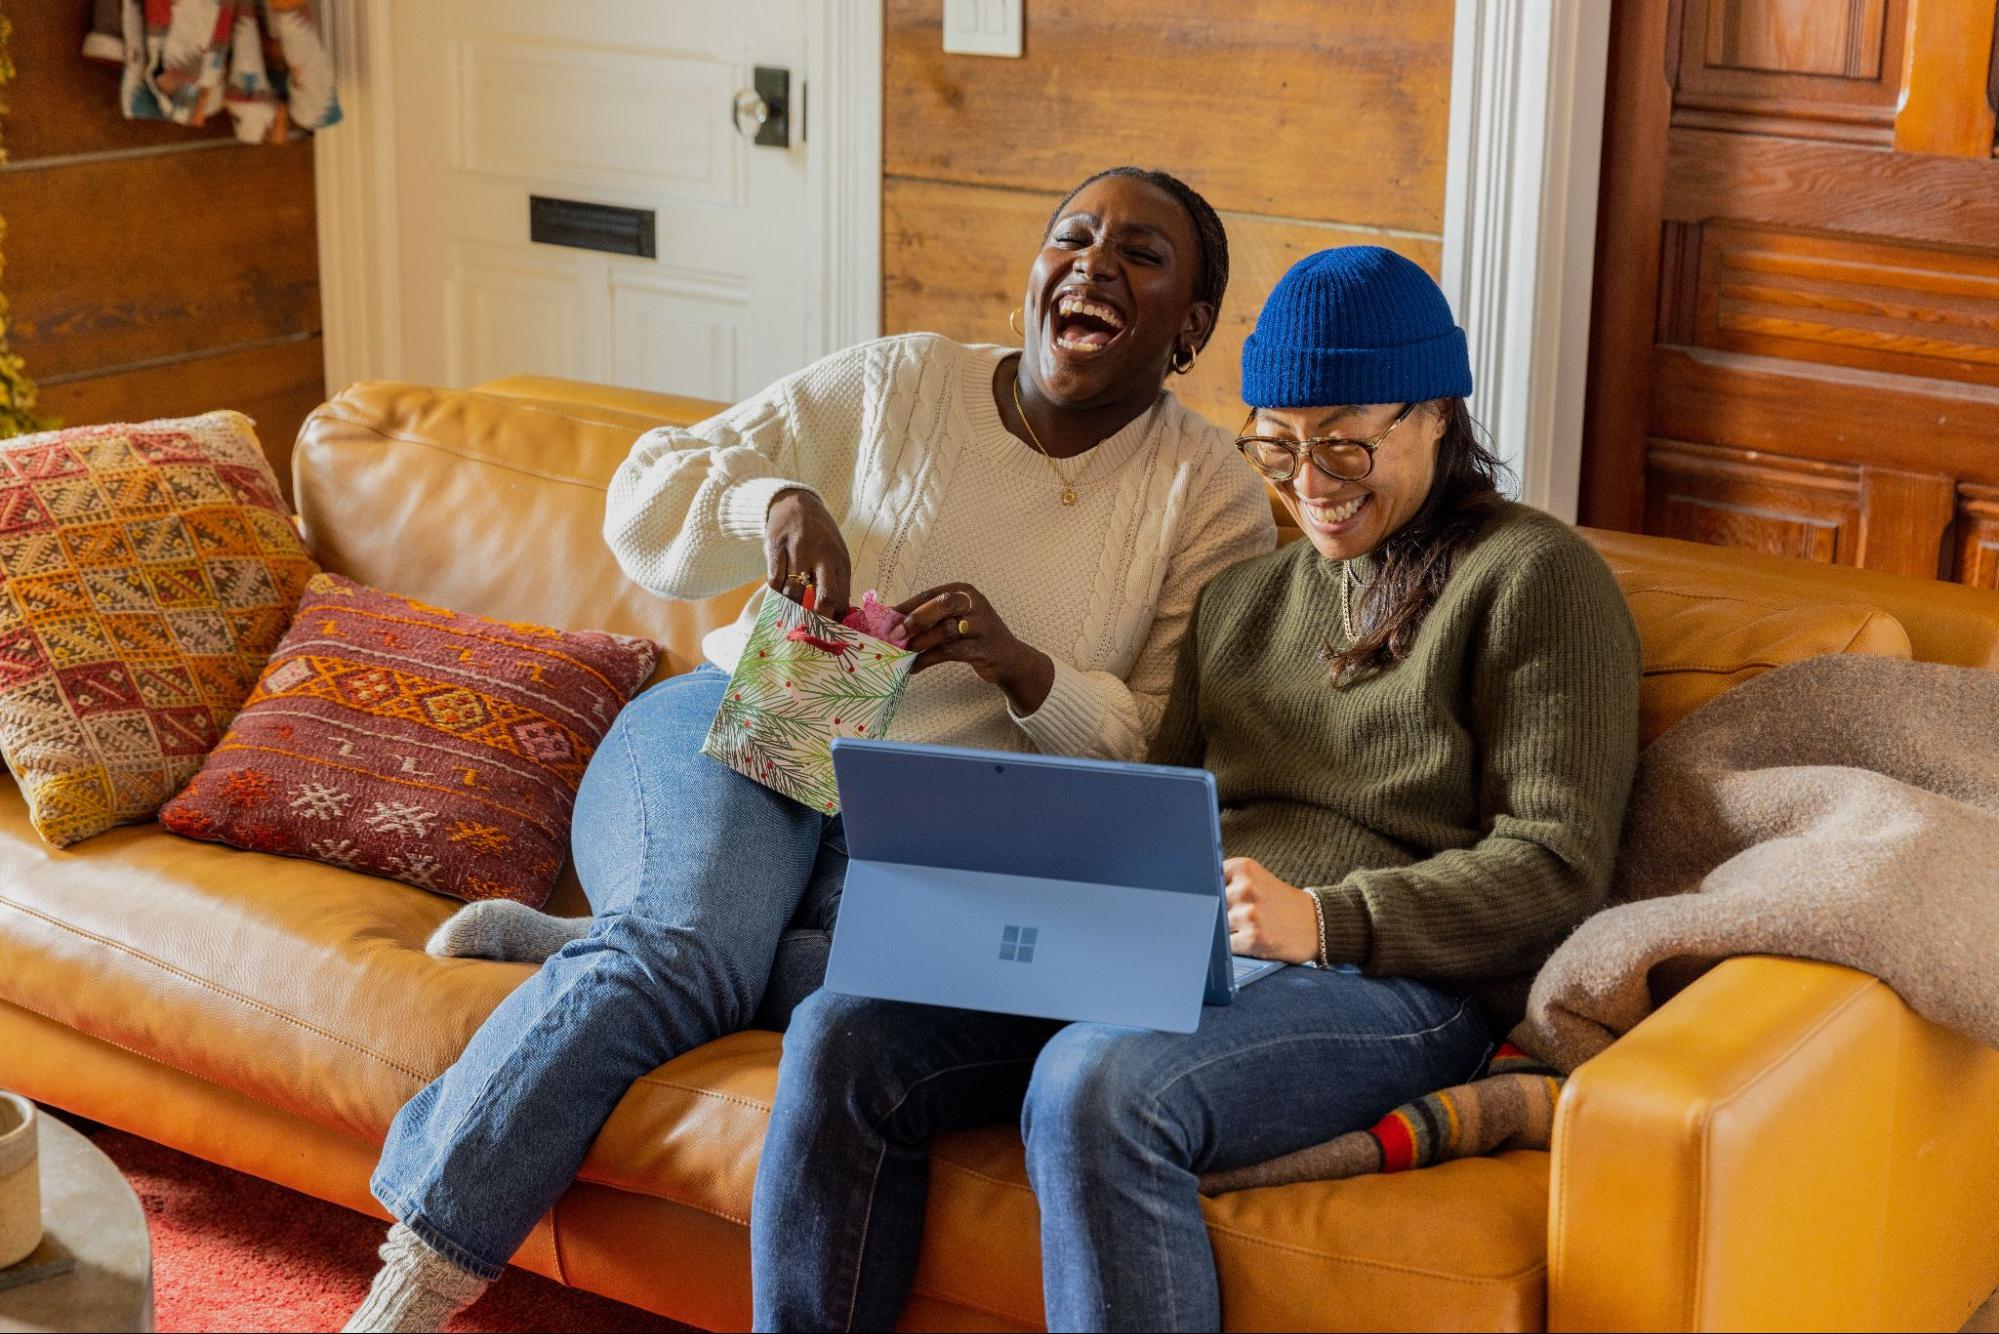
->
[159,574,659,906]
[0,412,319,846]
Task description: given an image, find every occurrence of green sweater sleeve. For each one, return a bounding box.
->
[1312,536,1641,981]
[1145,590,1205,769]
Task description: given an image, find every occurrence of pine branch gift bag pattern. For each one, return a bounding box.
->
[701,592,915,813]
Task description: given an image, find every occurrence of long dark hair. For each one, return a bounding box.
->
[1323,398,1511,685]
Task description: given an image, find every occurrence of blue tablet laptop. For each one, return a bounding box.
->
[822,738,1285,1034]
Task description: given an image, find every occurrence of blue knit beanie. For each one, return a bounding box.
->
[1240,246,1473,408]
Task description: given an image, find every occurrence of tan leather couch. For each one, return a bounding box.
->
[4,378,1997,1332]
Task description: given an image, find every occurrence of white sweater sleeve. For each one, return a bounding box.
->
[1011,451,1278,760]
[602,343,876,601]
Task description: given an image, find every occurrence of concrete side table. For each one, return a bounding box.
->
[0,1114,153,1333]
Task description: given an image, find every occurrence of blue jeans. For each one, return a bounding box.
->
[750,968,1490,1332]
[370,666,845,1279]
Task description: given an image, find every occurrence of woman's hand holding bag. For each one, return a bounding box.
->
[766,488,852,622]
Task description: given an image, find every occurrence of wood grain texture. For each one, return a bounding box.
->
[1580,0,1676,532]
[0,140,321,380]
[1644,439,1860,564]
[1702,0,1887,77]
[1656,220,1705,345]
[1673,0,1904,143]
[1649,346,1999,480]
[3,2,235,162]
[1693,222,1999,388]
[882,0,1453,233]
[1664,128,1999,248]
[37,337,326,507]
[1892,0,1999,158]
[1957,486,1999,588]
[1589,0,1999,584]
[882,177,1441,428]
[1645,439,1950,575]
[1856,466,1956,577]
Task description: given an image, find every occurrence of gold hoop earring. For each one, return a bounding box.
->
[1172,344,1199,374]
[1009,307,1026,339]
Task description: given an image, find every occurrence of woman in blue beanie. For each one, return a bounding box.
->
[751,247,1642,1332]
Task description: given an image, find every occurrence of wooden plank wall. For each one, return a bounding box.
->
[881,0,1454,427]
[0,3,323,500]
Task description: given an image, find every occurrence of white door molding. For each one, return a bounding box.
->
[807,0,884,353]
[316,2,879,397]
[314,0,404,393]
[1439,0,1613,521]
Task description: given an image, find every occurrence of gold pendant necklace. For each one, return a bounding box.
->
[1011,365,1098,506]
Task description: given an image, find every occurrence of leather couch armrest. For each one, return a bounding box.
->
[1547,955,1997,1332]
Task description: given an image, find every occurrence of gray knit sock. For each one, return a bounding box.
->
[425,899,591,963]
[341,1223,490,1334]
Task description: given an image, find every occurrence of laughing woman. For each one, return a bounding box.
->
[750,247,1641,1332]
[340,167,1275,1334]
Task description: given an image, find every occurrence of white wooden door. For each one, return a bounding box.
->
[387,0,813,401]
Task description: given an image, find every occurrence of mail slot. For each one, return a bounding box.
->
[529,196,657,259]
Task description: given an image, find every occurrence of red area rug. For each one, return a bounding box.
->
[87,1124,688,1333]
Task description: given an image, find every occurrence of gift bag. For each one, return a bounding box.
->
[701,591,916,812]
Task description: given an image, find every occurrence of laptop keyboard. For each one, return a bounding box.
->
[1231,956,1270,982]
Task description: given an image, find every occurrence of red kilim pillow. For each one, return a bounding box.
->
[160,573,659,905]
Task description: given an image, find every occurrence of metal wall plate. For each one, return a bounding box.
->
[529,196,657,259]
[752,65,790,148]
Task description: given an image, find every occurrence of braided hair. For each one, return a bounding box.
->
[1046,167,1230,354]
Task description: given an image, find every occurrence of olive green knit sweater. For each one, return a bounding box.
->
[1150,502,1642,1025]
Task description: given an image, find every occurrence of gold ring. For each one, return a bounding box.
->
[958,590,974,613]
[786,572,809,586]
[957,618,972,637]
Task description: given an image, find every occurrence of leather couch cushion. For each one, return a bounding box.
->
[473,374,726,430]
[1584,535,1913,744]
[293,383,750,679]
[0,777,1551,1329]
[1586,527,1999,673]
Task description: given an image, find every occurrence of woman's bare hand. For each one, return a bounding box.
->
[896,582,1056,716]
[1224,857,1322,964]
[765,489,851,622]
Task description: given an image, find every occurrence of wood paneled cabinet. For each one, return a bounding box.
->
[1582,0,1999,587]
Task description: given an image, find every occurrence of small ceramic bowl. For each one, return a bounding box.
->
[0,1091,41,1268]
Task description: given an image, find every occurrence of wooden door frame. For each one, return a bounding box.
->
[1440,0,1615,522]
[313,0,883,395]
[1576,0,1672,534]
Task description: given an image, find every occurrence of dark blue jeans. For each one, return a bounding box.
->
[750,967,1491,1332]
[370,667,843,1279]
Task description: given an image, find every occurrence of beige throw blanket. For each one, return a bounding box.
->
[1205,653,1999,1194]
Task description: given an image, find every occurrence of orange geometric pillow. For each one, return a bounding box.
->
[0,412,319,845]
[160,574,660,906]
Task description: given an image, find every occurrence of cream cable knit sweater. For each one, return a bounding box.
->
[604,334,1276,759]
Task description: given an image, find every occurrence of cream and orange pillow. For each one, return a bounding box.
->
[0,412,318,844]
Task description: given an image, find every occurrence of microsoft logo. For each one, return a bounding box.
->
[999,925,1039,963]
